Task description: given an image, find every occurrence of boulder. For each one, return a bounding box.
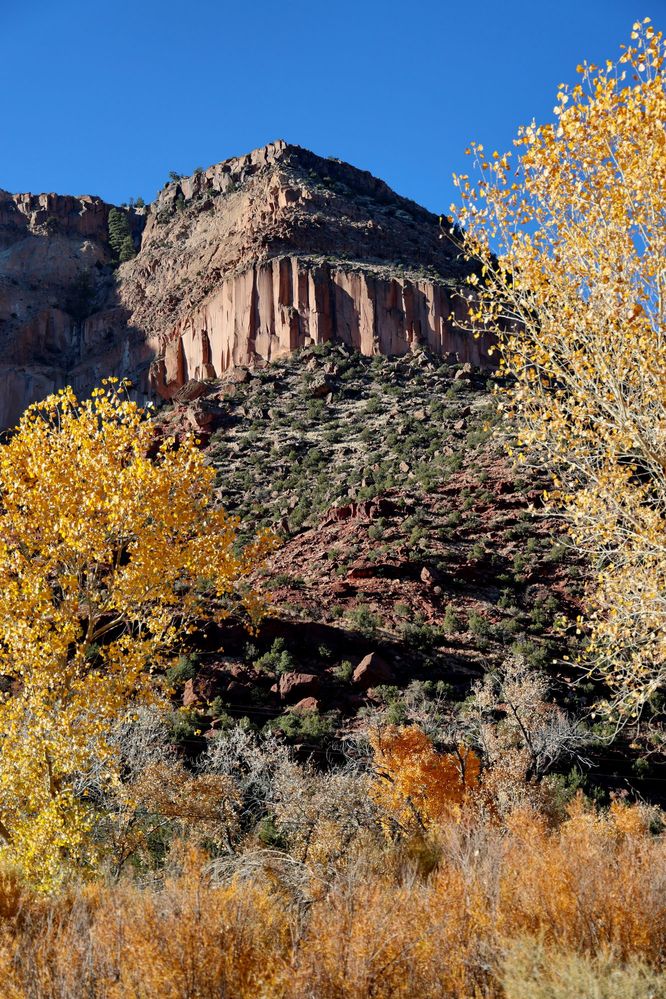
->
[223,367,251,384]
[454,362,474,381]
[420,565,443,587]
[175,379,208,402]
[182,675,218,708]
[309,374,335,398]
[279,671,321,702]
[289,696,320,713]
[352,653,394,690]
[225,680,251,704]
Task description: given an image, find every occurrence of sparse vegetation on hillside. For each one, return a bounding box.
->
[150,341,664,789]
[192,342,501,536]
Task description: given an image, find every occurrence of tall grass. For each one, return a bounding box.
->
[0,800,663,998]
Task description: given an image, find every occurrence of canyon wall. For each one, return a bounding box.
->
[0,190,147,428]
[0,142,493,428]
[152,258,489,397]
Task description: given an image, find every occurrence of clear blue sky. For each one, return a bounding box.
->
[2,0,660,213]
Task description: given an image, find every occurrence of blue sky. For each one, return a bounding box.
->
[2,0,660,213]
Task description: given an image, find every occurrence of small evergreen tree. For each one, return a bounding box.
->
[119,235,136,262]
[107,207,133,261]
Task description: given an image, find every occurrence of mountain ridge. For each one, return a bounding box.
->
[0,141,491,428]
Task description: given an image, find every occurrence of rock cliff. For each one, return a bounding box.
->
[0,190,147,428]
[0,141,492,427]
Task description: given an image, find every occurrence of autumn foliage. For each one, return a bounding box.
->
[0,797,662,998]
[0,22,664,996]
[453,21,666,715]
[369,725,480,831]
[0,382,274,887]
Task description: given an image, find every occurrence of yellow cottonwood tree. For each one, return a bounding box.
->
[0,381,275,887]
[453,21,666,715]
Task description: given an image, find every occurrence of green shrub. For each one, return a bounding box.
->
[334,660,354,682]
[442,604,463,634]
[270,710,337,742]
[256,816,287,849]
[254,638,297,676]
[167,707,207,747]
[511,637,550,669]
[347,604,381,638]
[386,700,409,725]
[467,611,492,638]
[166,654,198,687]
[402,621,444,653]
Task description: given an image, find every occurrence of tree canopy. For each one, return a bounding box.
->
[107,207,135,262]
[453,21,666,717]
[0,381,275,887]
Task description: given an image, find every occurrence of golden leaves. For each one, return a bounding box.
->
[452,22,666,716]
[369,725,480,832]
[0,384,273,888]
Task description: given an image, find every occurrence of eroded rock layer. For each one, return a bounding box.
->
[0,189,147,428]
[0,141,491,427]
[152,258,488,397]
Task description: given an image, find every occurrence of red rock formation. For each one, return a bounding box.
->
[278,672,321,702]
[131,141,492,398]
[0,141,493,428]
[0,189,146,428]
[151,258,490,398]
[352,653,394,690]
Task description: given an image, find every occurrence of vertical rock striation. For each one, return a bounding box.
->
[152,258,489,397]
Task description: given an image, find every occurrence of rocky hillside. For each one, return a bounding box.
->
[2,148,663,799]
[152,344,666,803]
[0,191,146,427]
[128,140,489,397]
[0,142,490,429]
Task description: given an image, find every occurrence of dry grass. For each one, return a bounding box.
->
[0,799,663,998]
[502,939,666,999]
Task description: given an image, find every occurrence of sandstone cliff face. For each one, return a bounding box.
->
[0,141,491,428]
[151,257,488,397]
[120,140,490,397]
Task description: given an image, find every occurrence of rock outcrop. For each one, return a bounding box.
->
[151,258,488,397]
[0,140,492,428]
[0,190,147,428]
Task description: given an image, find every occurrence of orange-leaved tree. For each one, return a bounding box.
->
[369,726,480,833]
[0,381,276,888]
[452,21,666,716]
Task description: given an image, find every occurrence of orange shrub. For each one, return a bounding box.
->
[369,726,481,833]
[0,799,662,997]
